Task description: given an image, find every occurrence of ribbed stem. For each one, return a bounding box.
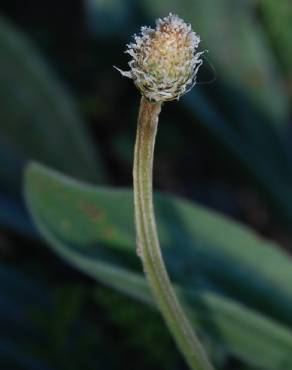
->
[133,96,214,370]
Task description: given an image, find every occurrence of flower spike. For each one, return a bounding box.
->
[117,13,204,102]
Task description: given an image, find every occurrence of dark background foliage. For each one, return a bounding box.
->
[0,1,292,369]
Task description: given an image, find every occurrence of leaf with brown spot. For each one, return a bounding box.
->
[24,162,292,370]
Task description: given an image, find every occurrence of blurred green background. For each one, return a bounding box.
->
[1,1,292,369]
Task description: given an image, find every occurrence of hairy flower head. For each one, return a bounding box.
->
[117,13,204,102]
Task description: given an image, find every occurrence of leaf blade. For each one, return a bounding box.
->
[24,162,292,369]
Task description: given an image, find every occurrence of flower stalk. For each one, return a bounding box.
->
[133,96,213,370]
[118,13,214,370]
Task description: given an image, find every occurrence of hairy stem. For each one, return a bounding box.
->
[133,96,214,370]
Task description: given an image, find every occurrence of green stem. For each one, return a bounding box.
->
[133,96,214,370]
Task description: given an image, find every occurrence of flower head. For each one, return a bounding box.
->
[117,13,204,102]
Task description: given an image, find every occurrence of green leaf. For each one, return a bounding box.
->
[184,91,292,226]
[0,16,106,191]
[24,162,292,369]
[259,0,292,72]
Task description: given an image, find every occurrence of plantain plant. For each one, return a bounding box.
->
[116,13,213,370]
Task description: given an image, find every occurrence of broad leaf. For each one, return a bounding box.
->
[24,162,292,369]
[259,0,292,73]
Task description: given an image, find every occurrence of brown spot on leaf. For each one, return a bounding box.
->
[61,192,70,200]
[247,69,264,88]
[78,201,104,222]
[104,227,115,239]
